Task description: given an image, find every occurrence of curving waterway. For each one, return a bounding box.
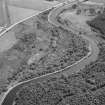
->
[1,1,100,105]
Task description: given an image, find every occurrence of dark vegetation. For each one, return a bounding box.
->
[14,69,105,105]
[86,10,105,39]
[13,51,105,105]
[97,40,105,62]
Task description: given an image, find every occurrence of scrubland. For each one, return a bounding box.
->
[11,3,105,105]
[0,8,89,97]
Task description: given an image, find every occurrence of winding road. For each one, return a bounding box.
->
[48,0,99,73]
[0,1,100,105]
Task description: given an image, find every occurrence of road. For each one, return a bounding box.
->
[0,1,100,105]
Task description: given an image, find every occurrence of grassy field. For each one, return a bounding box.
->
[8,0,59,11]
[8,5,40,24]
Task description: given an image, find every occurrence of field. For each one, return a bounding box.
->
[8,0,59,11]
[8,5,40,24]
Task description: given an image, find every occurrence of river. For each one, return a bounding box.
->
[0,1,100,105]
